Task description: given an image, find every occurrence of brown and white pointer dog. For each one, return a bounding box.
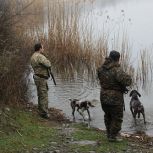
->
[129,90,146,124]
[69,99,95,126]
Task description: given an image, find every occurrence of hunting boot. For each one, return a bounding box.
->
[108,134,123,142]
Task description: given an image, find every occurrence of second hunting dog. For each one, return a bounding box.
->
[129,90,146,124]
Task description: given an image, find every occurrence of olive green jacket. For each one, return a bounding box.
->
[31,52,51,79]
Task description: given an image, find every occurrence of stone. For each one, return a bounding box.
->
[89,151,96,153]
[32,148,38,151]
[50,142,57,145]
[53,150,60,153]
[5,107,10,112]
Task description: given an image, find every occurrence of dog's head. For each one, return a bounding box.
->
[69,98,79,103]
[69,99,80,107]
[129,90,141,99]
[87,101,95,108]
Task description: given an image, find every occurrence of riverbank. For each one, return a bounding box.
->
[0,105,153,153]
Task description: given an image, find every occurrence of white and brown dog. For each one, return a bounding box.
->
[69,99,95,126]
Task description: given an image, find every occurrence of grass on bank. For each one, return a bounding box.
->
[0,108,60,153]
[0,107,129,153]
[70,123,128,153]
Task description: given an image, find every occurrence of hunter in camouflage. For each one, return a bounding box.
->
[31,43,51,119]
[97,50,132,142]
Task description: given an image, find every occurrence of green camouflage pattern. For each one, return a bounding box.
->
[31,52,51,78]
[102,104,123,138]
[97,58,132,105]
[97,57,132,139]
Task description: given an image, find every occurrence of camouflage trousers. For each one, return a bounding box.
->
[34,77,49,116]
[102,104,123,138]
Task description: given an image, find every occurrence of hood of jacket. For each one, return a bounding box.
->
[102,57,120,70]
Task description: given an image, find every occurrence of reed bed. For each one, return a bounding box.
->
[39,1,131,79]
[136,49,153,89]
[39,0,153,89]
[41,0,108,80]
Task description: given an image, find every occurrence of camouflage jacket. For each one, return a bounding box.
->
[97,58,132,105]
[31,52,51,79]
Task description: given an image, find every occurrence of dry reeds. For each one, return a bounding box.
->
[38,0,109,80]
[135,49,153,89]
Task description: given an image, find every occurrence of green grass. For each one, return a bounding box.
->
[0,110,129,153]
[0,108,60,153]
[70,123,128,153]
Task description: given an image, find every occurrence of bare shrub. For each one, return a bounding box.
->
[0,0,36,105]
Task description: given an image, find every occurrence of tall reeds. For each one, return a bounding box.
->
[41,0,153,89]
[40,0,109,80]
[136,49,153,89]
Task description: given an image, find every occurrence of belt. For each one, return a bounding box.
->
[34,74,49,79]
[102,88,122,92]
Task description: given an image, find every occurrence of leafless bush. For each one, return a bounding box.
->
[0,0,36,106]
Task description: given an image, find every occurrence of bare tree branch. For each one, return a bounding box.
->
[3,0,36,24]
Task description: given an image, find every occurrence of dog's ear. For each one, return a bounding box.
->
[136,90,141,97]
[69,99,72,102]
[129,90,133,97]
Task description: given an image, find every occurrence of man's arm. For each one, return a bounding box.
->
[38,53,51,68]
[115,67,132,87]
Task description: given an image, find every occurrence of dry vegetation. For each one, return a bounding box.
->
[0,0,152,106]
[0,0,43,105]
[42,0,153,88]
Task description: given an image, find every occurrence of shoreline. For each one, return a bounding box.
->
[1,104,153,153]
[28,101,153,140]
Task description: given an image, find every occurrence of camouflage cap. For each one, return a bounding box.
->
[109,50,120,61]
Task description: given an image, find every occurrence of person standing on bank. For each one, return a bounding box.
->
[97,50,132,142]
[31,43,51,119]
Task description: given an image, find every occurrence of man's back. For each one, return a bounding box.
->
[98,58,132,105]
[98,50,132,142]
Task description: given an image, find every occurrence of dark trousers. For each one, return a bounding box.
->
[102,104,123,138]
